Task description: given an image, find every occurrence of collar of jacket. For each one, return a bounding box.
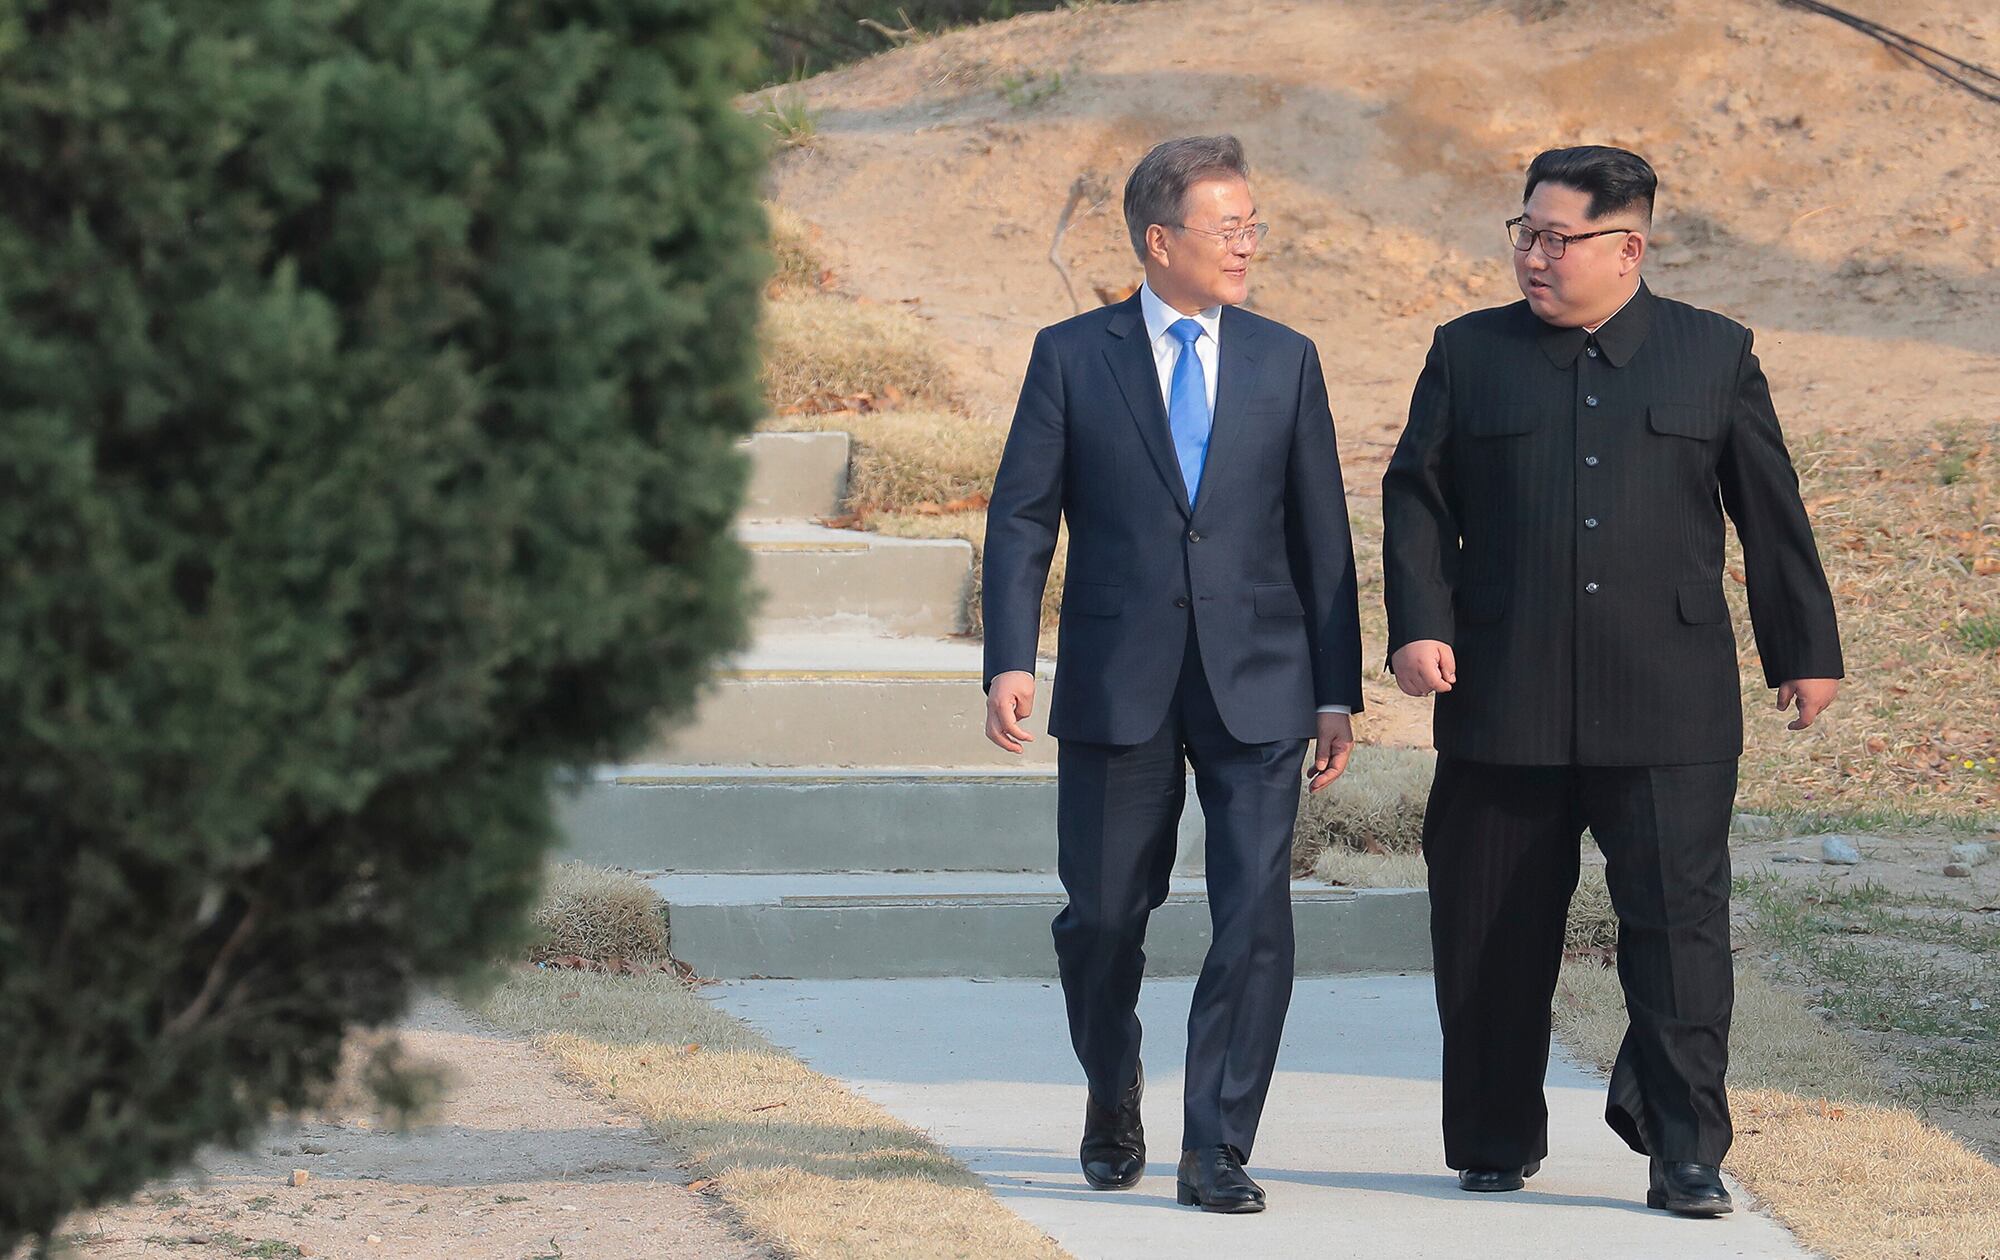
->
[1537,279,1655,369]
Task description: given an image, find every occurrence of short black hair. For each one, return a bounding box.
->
[1523,146,1657,224]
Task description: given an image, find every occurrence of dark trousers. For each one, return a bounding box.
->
[1053,631,1306,1158]
[1423,756,1738,1170]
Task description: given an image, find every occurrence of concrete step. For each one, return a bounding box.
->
[639,633,1058,767]
[652,873,1431,979]
[740,430,849,520]
[741,522,972,636]
[554,766,1205,874]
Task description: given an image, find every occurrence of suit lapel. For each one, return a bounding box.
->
[1193,307,1261,525]
[1103,296,1192,516]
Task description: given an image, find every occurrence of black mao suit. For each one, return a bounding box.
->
[1383,282,1842,1168]
[984,289,1363,1157]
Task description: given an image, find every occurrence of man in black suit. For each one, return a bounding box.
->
[1384,146,1843,1216]
[982,135,1363,1214]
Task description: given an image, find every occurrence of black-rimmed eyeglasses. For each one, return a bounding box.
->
[1506,216,1635,260]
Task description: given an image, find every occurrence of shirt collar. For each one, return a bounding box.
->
[1537,279,1654,368]
[1140,280,1222,347]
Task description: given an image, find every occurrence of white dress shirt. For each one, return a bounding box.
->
[1135,283,1351,720]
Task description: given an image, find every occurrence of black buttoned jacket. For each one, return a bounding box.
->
[1382,283,1843,766]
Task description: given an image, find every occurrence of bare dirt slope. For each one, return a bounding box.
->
[764,0,1998,456]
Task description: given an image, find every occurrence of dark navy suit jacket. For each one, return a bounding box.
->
[982,291,1363,746]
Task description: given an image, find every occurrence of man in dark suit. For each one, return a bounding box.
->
[982,135,1363,1214]
[1383,145,1843,1216]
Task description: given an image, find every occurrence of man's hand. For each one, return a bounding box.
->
[985,670,1038,753]
[1777,678,1839,731]
[1308,711,1355,793]
[1390,640,1456,697]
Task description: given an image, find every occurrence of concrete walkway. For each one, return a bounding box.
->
[709,976,1812,1260]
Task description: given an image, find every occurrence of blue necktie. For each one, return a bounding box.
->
[1167,317,1211,506]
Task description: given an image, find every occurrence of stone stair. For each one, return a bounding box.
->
[554,428,1431,979]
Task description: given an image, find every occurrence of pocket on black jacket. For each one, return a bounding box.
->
[1253,583,1304,617]
[1649,404,1728,441]
[1676,582,1729,624]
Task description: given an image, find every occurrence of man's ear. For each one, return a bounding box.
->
[1620,229,1647,275]
[1146,222,1172,269]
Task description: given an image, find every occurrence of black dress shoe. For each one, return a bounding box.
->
[1456,1158,1542,1192]
[1647,1158,1733,1216]
[1175,1144,1266,1213]
[1080,1064,1145,1189]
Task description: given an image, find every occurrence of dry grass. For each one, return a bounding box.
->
[481,971,1068,1260]
[1314,846,1429,889]
[1294,745,1434,868]
[1733,424,1999,824]
[529,862,671,965]
[767,201,826,294]
[761,292,958,414]
[1564,864,1619,955]
[1555,961,2000,1260]
[1721,1089,2000,1260]
[773,408,1004,515]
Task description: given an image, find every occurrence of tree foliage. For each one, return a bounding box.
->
[0,0,766,1247]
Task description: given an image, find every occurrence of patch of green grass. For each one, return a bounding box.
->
[1740,875,2000,1103]
[1749,804,1993,837]
[146,1191,190,1209]
[754,87,817,151]
[242,1195,277,1212]
[998,67,1065,108]
[1955,615,2000,654]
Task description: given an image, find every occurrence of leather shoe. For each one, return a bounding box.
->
[1176,1144,1266,1213]
[1080,1064,1144,1189]
[1647,1158,1733,1216]
[1457,1158,1541,1192]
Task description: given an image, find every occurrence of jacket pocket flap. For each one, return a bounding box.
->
[1677,582,1729,624]
[1649,403,1727,440]
[1064,581,1122,617]
[1254,582,1305,617]
[1466,406,1540,437]
[1455,584,1506,624]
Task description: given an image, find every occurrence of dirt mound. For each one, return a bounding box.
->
[763,0,2000,460]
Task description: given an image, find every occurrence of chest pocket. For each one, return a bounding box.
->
[1464,406,1540,438]
[1647,403,1729,441]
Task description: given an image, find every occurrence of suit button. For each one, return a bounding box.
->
[1585,395,1600,408]
[1586,345,1600,358]
[1174,596,1189,608]
[1584,455,1600,467]
[1584,517,1599,529]
[1585,582,1600,594]
[1187,530,1202,543]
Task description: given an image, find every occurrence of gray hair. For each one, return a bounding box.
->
[1123,135,1250,263]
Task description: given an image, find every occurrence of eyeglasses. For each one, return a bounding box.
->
[1506,216,1635,260]
[1172,221,1270,250]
